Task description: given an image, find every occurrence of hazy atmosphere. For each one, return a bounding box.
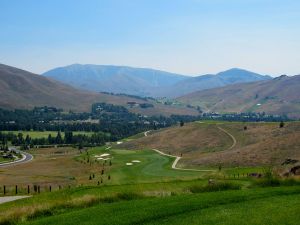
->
[1,0,300,76]
[1,1,300,224]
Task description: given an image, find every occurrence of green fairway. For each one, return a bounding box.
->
[80,146,207,185]
[20,186,300,225]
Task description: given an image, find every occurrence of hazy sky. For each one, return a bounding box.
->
[0,0,299,76]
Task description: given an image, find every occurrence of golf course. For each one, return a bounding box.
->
[0,121,299,225]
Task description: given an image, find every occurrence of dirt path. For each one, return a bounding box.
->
[143,131,214,172]
[0,196,31,205]
[152,149,214,172]
[217,126,237,150]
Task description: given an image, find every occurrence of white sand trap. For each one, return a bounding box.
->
[97,157,110,161]
[126,163,133,166]
[117,141,123,145]
[100,153,110,157]
[132,160,141,163]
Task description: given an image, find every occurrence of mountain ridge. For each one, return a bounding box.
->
[0,63,198,116]
[43,64,271,98]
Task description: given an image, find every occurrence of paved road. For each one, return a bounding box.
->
[144,131,150,137]
[0,148,33,168]
[0,196,31,205]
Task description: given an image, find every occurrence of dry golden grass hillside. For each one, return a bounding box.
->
[121,121,300,168]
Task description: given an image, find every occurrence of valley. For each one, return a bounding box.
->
[0,63,299,225]
[0,120,299,224]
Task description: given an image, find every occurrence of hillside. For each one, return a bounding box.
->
[0,64,198,116]
[43,65,270,98]
[120,121,300,168]
[177,75,300,118]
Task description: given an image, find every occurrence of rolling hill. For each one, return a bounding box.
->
[177,75,300,118]
[43,65,270,98]
[121,121,300,168]
[0,63,198,116]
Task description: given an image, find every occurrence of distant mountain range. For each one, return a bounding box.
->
[177,75,300,119]
[43,64,271,98]
[2,62,299,118]
[0,63,198,116]
[43,64,187,97]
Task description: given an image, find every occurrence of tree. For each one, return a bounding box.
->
[25,134,31,146]
[55,131,63,144]
[180,121,184,127]
[64,131,73,144]
[244,126,247,130]
[48,134,53,144]
[279,121,285,128]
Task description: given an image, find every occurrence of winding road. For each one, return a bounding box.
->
[0,148,33,168]
[144,124,237,172]
[144,130,215,172]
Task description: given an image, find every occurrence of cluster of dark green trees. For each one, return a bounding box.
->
[0,131,110,149]
[0,103,292,149]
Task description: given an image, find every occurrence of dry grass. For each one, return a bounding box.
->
[121,122,300,168]
[120,123,232,156]
[191,122,300,167]
[0,147,103,189]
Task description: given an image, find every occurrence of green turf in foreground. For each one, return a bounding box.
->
[22,186,300,225]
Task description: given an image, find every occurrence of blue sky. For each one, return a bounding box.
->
[0,0,299,76]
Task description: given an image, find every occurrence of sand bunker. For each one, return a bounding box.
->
[126,163,133,166]
[132,160,141,163]
[117,141,123,145]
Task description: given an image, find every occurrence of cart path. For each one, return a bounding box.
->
[217,126,237,150]
[0,196,31,205]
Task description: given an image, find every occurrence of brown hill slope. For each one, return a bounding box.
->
[0,64,198,116]
[177,75,300,118]
[120,121,300,168]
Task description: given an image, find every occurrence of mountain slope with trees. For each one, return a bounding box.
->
[0,63,198,116]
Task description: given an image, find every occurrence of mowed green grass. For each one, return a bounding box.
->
[1,131,94,138]
[0,157,13,163]
[21,186,300,225]
[80,146,207,185]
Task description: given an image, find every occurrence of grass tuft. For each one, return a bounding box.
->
[188,181,241,193]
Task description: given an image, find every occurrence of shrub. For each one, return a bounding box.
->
[189,182,241,193]
[254,177,300,187]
